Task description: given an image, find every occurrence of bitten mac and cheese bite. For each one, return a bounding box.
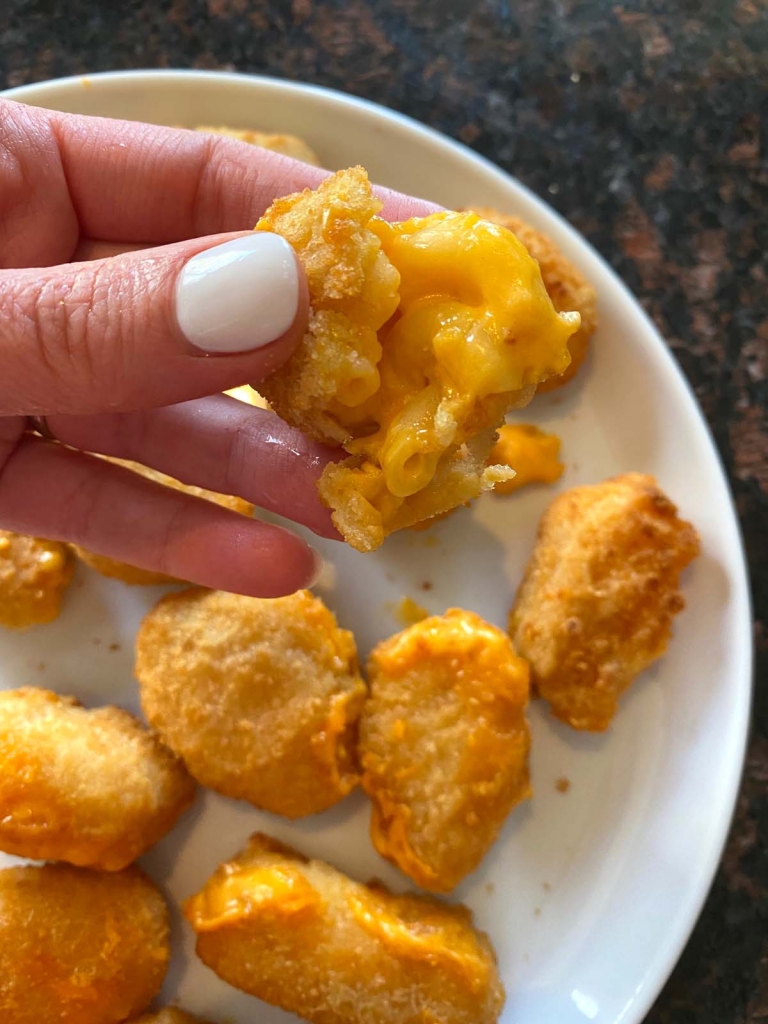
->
[0,687,195,870]
[257,167,580,550]
[509,473,700,731]
[184,832,505,1024]
[361,609,531,892]
[137,588,366,818]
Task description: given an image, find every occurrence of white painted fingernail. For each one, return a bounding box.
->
[176,233,299,353]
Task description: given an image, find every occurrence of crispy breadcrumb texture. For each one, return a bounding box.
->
[470,207,598,391]
[184,832,505,1024]
[128,1010,213,1024]
[257,168,579,551]
[137,588,366,818]
[257,167,401,444]
[361,609,530,892]
[0,687,195,870]
[0,531,73,629]
[72,458,254,585]
[0,863,169,1024]
[195,125,320,165]
[509,473,700,731]
[490,423,564,495]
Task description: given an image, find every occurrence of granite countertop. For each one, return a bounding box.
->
[1,0,765,1019]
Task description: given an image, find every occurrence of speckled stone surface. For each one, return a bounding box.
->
[1,0,766,1019]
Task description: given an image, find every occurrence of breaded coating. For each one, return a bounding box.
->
[490,423,564,495]
[0,687,195,870]
[509,473,700,731]
[73,458,253,585]
[128,1010,213,1024]
[361,609,531,892]
[136,589,366,818]
[224,383,270,408]
[196,125,320,165]
[470,207,598,390]
[184,832,505,1024]
[0,530,73,629]
[0,863,170,1024]
[257,168,579,551]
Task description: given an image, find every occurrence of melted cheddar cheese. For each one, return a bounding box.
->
[257,168,579,551]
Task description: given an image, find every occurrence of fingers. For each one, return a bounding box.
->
[0,435,320,597]
[0,232,310,416]
[44,394,339,539]
[49,110,440,241]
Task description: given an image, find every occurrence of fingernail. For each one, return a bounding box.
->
[306,547,326,589]
[176,233,299,353]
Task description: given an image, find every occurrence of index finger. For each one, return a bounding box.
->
[32,102,440,243]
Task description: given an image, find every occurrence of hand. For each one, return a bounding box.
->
[0,99,437,596]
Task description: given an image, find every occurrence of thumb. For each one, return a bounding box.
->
[0,231,308,416]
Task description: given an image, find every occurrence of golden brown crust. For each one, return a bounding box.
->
[470,207,598,390]
[72,458,253,585]
[361,609,531,892]
[184,832,505,1024]
[195,125,320,165]
[257,166,400,444]
[0,863,170,1024]
[0,687,195,870]
[136,588,366,818]
[0,531,73,629]
[509,473,701,730]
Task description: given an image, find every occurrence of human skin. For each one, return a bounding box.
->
[0,99,435,595]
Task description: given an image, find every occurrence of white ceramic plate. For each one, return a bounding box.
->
[1,71,752,1024]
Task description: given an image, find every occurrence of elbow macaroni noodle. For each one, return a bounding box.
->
[257,169,579,551]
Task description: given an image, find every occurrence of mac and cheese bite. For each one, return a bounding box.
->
[470,207,598,391]
[509,473,700,731]
[195,125,320,165]
[361,609,531,892]
[0,531,73,629]
[0,687,195,870]
[184,832,505,1024]
[257,167,579,551]
[0,863,169,1024]
[490,423,564,495]
[137,588,366,818]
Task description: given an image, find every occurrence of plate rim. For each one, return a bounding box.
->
[2,67,754,1024]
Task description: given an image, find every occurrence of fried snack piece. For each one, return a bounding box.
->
[0,862,169,1024]
[470,207,597,391]
[184,832,505,1024]
[361,609,530,892]
[196,125,320,165]
[0,530,73,629]
[490,423,564,495]
[128,1011,213,1024]
[137,588,366,818]
[224,383,270,408]
[509,473,700,731]
[73,458,253,585]
[257,167,579,551]
[0,687,195,870]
